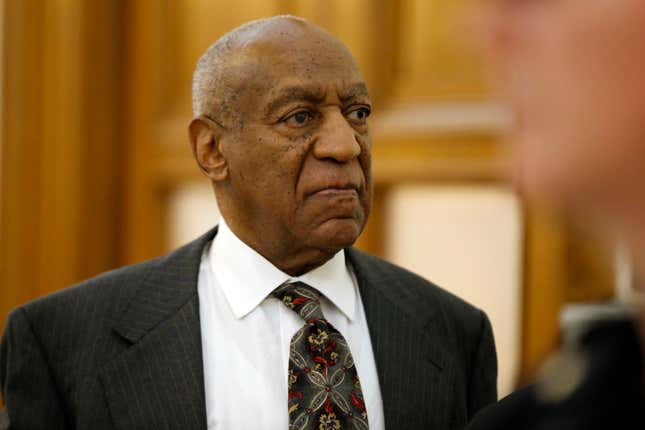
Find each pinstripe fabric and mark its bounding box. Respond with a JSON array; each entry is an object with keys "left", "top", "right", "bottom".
[
  {"left": 101, "top": 297, "right": 205, "bottom": 430},
  {"left": 0, "top": 227, "right": 497, "bottom": 429},
  {"left": 347, "top": 248, "right": 498, "bottom": 429}
]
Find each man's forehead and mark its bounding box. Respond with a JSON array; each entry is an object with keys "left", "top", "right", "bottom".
[
  {"left": 268, "top": 81, "right": 369, "bottom": 102},
  {"left": 238, "top": 33, "right": 358, "bottom": 72},
  {"left": 260, "top": 81, "right": 369, "bottom": 115},
  {"left": 229, "top": 51, "right": 366, "bottom": 95},
  {"left": 229, "top": 41, "right": 366, "bottom": 98}
]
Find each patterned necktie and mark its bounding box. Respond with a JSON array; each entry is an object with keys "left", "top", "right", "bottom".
[{"left": 272, "top": 281, "right": 369, "bottom": 430}]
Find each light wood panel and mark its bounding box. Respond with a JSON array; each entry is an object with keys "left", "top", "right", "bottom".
[
  {"left": 1, "top": 0, "right": 45, "bottom": 330},
  {"left": 395, "top": 0, "right": 490, "bottom": 102},
  {"left": 120, "top": 0, "right": 169, "bottom": 262},
  {"left": 0, "top": 0, "right": 123, "bottom": 332}
]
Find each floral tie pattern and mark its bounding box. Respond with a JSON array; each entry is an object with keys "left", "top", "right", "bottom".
[{"left": 272, "top": 282, "right": 369, "bottom": 430}]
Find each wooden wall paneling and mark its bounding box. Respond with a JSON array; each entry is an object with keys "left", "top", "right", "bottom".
[
  {"left": 364, "top": 0, "right": 401, "bottom": 107},
  {"left": 372, "top": 133, "right": 503, "bottom": 185},
  {"left": 39, "top": 0, "right": 123, "bottom": 285},
  {"left": 39, "top": 0, "right": 85, "bottom": 292},
  {"left": 1, "top": 0, "right": 46, "bottom": 331},
  {"left": 77, "top": 1, "right": 123, "bottom": 277},
  {"left": 394, "top": 0, "right": 490, "bottom": 102},
  {"left": 121, "top": 0, "right": 169, "bottom": 263},
  {"left": 1, "top": 0, "right": 123, "bottom": 333},
  {"left": 520, "top": 205, "right": 567, "bottom": 380}
]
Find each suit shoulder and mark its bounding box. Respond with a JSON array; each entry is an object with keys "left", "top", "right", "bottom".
[
  {"left": 15, "top": 228, "right": 215, "bottom": 333},
  {"left": 16, "top": 256, "right": 162, "bottom": 326},
  {"left": 18, "top": 228, "right": 215, "bottom": 320}
]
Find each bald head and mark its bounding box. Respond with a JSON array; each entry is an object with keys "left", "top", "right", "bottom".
[{"left": 191, "top": 15, "right": 360, "bottom": 125}]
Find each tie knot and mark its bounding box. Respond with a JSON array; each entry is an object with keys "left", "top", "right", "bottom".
[{"left": 272, "top": 281, "right": 325, "bottom": 322}]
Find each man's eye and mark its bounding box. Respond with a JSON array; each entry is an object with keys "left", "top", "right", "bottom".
[
  {"left": 347, "top": 107, "right": 371, "bottom": 123},
  {"left": 284, "top": 110, "right": 313, "bottom": 127}
]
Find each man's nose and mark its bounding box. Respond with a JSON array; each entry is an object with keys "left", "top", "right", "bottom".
[{"left": 313, "top": 110, "right": 361, "bottom": 163}]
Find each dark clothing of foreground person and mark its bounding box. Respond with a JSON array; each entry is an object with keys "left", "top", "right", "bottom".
[{"left": 468, "top": 319, "right": 645, "bottom": 430}]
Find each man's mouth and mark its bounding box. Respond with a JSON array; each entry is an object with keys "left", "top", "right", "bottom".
[
  {"left": 313, "top": 187, "right": 358, "bottom": 197},
  {"left": 307, "top": 184, "right": 360, "bottom": 199}
]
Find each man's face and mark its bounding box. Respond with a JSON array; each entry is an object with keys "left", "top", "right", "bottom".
[
  {"left": 482, "top": 0, "right": 645, "bottom": 209},
  {"left": 218, "top": 25, "right": 372, "bottom": 266}
]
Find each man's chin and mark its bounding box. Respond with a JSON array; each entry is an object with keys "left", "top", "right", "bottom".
[{"left": 307, "top": 218, "right": 364, "bottom": 251}]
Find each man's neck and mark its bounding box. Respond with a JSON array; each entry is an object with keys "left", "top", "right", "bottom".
[{"left": 218, "top": 216, "right": 337, "bottom": 277}]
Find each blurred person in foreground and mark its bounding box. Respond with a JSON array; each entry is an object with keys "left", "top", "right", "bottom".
[
  {"left": 0, "top": 16, "right": 497, "bottom": 429},
  {"left": 468, "top": 1, "right": 645, "bottom": 429}
]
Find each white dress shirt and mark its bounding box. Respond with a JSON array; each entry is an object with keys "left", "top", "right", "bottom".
[{"left": 197, "top": 219, "right": 385, "bottom": 429}]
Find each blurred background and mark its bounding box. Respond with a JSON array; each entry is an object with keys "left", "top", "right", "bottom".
[{"left": 0, "top": 0, "right": 627, "bottom": 397}]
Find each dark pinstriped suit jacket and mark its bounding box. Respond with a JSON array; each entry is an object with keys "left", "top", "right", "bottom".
[{"left": 0, "top": 228, "right": 497, "bottom": 429}]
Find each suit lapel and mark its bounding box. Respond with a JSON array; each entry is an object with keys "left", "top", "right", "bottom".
[
  {"left": 347, "top": 248, "right": 455, "bottom": 429},
  {"left": 100, "top": 228, "right": 217, "bottom": 430}
]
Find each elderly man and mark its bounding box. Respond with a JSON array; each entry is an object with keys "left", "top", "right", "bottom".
[
  {"left": 467, "top": 1, "right": 645, "bottom": 429},
  {"left": 0, "top": 16, "right": 496, "bottom": 429}
]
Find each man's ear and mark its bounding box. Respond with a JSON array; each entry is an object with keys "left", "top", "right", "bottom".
[{"left": 188, "top": 116, "right": 228, "bottom": 182}]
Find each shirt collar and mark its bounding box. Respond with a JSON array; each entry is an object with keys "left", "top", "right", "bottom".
[{"left": 210, "top": 218, "right": 356, "bottom": 321}]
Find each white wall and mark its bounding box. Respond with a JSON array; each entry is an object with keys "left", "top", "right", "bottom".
[{"left": 167, "top": 182, "right": 220, "bottom": 250}]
